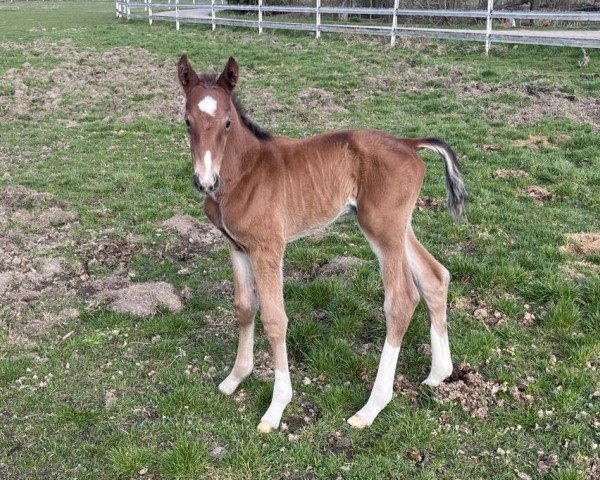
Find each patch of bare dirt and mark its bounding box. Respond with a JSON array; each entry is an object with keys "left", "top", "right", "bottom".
[
  {"left": 209, "top": 280, "right": 234, "bottom": 298},
  {"left": 240, "top": 86, "right": 285, "bottom": 131},
  {"left": 482, "top": 144, "right": 502, "bottom": 152},
  {"left": 280, "top": 391, "right": 320, "bottom": 435},
  {"left": 457, "top": 80, "right": 599, "bottom": 130},
  {"left": 0, "top": 185, "right": 83, "bottom": 338},
  {"left": 159, "top": 215, "right": 224, "bottom": 260},
  {"left": 492, "top": 169, "right": 529, "bottom": 179},
  {"left": 416, "top": 196, "right": 442, "bottom": 212},
  {"left": 473, "top": 302, "right": 507, "bottom": 328},
  {"left": 298, "top": 88, "right": 348, "bottom": 116},
  {"left": 382, "top": 62, "right": 466, "bottom": 94},
  {"left": 315, "top": 256, "right": 366, "bottom": 278},
  {"left": 323, "top": 430, "right": 354, "bottom": 458},
  {"left": 511, "top": 135, "right": 555, "bottom": 150},
  {"left": 522, "top": 185, "right": 553, "bottom": 204},
  {"left": 89, "top": 239, "right": 135, "bottom": 270},
  {"left": 538, "top": 453, "right": 559, "bottom": 475},
  {"left": 588, "top": 458, "right": 600, "bottom": 480},
  {"left": 563, "top": 233, "right": 600, "bottom": 255},
  {"left": 0, "top": 40, "right": 183, "bottom": 124},
  {"left": 434, "top": 363, "right": 533, "bottom": 419},
  {"left": 253, "top": 348, "right": 274, "bottom": 381},
  {"left": 96, "top": 281, "right": 184, "bottom": 317}
]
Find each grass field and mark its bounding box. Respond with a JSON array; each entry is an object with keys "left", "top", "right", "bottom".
[{"left": 1, "top": 1, "right": 599, "bottom": 478}]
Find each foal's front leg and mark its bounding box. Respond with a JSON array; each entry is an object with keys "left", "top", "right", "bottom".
[
  {"left": 218, "top": 248, "right": 258, "bottom": 395},
  {"left": 250, "top": 246, "right": 293, "bottom": 433}
]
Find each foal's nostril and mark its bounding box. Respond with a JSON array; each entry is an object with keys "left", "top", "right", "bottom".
[
  {"left": 213, "top": 176, "right": 220, "bottom": 191},
  {"left": 193, "top": 175, "right": 204, "bottom": 192}
]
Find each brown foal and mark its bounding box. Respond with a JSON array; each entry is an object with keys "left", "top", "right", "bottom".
[{"left": 177, "top": 55, "right": 466, "bottom": 432}]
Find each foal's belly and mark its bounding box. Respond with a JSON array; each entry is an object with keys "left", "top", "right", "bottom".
[{"left": 283, "top": 196, "right": 356, "bottom": 243}]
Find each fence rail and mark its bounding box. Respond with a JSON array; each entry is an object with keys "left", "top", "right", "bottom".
[{"left": 115, "top": 0, "right": 600, "bottom": 52}]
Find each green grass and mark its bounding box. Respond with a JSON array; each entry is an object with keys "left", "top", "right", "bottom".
[{"left": 1, "top": 1, "right": 599, "bottom": 479}]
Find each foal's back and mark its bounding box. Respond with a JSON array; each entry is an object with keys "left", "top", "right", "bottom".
[{"left": 262, "top": 129, "right": 425, "bottom": 241}]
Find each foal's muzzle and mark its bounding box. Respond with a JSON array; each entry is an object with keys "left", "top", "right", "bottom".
[{"left": 193, "top": 174, "right": 220, "bottom": 194}]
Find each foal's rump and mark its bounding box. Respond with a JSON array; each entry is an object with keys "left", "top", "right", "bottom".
[{"left": 345, "top": 130, "right": 466, "bottom": 222}]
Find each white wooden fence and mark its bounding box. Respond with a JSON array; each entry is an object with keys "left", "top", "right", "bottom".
[{"left": 115, "top": 0, "right": 600, "bottom": 53}]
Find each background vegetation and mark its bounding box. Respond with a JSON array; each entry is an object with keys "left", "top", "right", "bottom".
[{"left": 0, "top": 1, "right": 598, "bottom": 478}]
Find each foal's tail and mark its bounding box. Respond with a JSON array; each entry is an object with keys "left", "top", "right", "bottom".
[{"left": 414, "top": 138, "right": 467, "bottom": 222}]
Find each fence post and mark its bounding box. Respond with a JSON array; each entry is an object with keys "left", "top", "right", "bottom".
[
  {"left": 175, "top": 0, "right": 180, "bottom": 30},
  {"left": 485, "top": 0, "right": 493, "bottom": 55},
  {"left": 148, "top": 0, "right": 153, "bottom": 25},
  {"left": 391, "top": 0, "right": 399, "bottom": 46},
  {"left": 126, "top": 0, "right": 131, "bottom": 20},
  {"left": 211, "top": 0, "right": 216, "bottom": 31},
  {"left": 258, "top": 0, "right": 263, "bottom": 34},
  {"left": 315, "top": 0, "right": 321, "bottom": 39}
]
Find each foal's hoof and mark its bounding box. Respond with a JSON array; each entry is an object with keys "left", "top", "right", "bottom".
[
  {"left": 218, "top": 378, "right": 238, "bottom": 395},
  {"left": 346, "top": 414, "right": 368, "bottom": 429},
  {"left": 421, "top": 369, "right": 452, "bottom": 387},
  {"left": 421, "top": 376, "right": 443, "bottom": 387},
  {"left": 257, "top": 421, "right": 275, "bottom": 434}
]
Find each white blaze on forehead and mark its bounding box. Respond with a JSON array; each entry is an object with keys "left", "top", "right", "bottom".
[{"left": 198, "top": 95, "right": 217, "bottom": 116}]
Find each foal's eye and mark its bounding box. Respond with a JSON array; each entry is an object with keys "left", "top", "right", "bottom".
[
  {"left": 225, "top": 120, "right": 231, "bottom": 131},
  {"left": 185, "top": 118, "right": 191, "bottom": 128}
]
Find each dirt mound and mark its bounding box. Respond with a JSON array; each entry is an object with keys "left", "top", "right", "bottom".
[
  {"left": 473, "top": 302, "right": 507, "bottom": 328},
  {"left": 416, "top": 196, "right": 441, "bottom": 211},
  {"left": 96, "top": 281, "right": 184, "bottom": 317},
  {"left": 0, "top": 41, "right": 182, "bottom": 124},
  {"left": 316, "top": 256, "right": 366, "bottom": 277},
  {"left": 160, "top": 215, "right": 224, "bottom": 260},
  {"left": 511, "top": 135, "right": 554, "bottom": 150},
  {"left": 240, "top": 86, "right": 285, "bottom": 131},
  {"left": 0, "top": 185, "right": 52, "bottom": 209},
  {"left": 434, "top": 363, "right": 533, "bottom": 419},
  {"left": 492, "top": 169, "right": 529, "bottom": 179},
  {"left": 90, "top": 239, "right": 135, "bottom": 269},
  {"left": 299, "top": 88, "right": 348, "bottom": 115},
  {"left": 0, "top": 185, "right": 83, "bottom": 338},
  {"left": 458, "top": 81, "right": 599, "bottom": 130},
  {"left": 564, "top": 233, "right": 600, "bottom": 255},
  {"left": 11, "top": 207, "right": 77, "bottom": 228},
  {"left": 522, "top": 185, "right": 553, "bottom": 204}
]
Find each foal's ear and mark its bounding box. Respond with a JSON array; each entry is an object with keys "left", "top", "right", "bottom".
[
  {"left": 217, "top": 57, "right": 239, "bottom": 93},
  {"left": 177, "top": 54, "right": 199, "bottom": 93}
]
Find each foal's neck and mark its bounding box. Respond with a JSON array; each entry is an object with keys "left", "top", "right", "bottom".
[{"left": 219, "top": 106, "right": 264, "bottom": 190}]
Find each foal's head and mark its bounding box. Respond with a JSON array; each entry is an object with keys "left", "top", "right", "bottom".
[{"left": 177, "top": 55, "right": 239, "bottom": 194}]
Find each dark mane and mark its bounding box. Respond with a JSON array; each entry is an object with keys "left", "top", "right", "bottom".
[
  {"left": 197, "top": 73, "right": 272, "bottom": 141},
  {"left": 231, "top": 95, "right": 272, "bottom": 141}
]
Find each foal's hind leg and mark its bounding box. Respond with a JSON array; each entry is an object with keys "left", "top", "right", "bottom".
[
  {"left": 406, "top": 229, "right": 453, "bottom": 386},
  {"left": 218, "top": 248, "right": 258, "bottom": 395},
  {"left": 347, "top": 214, "right": 420, "bottom": 429}
]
